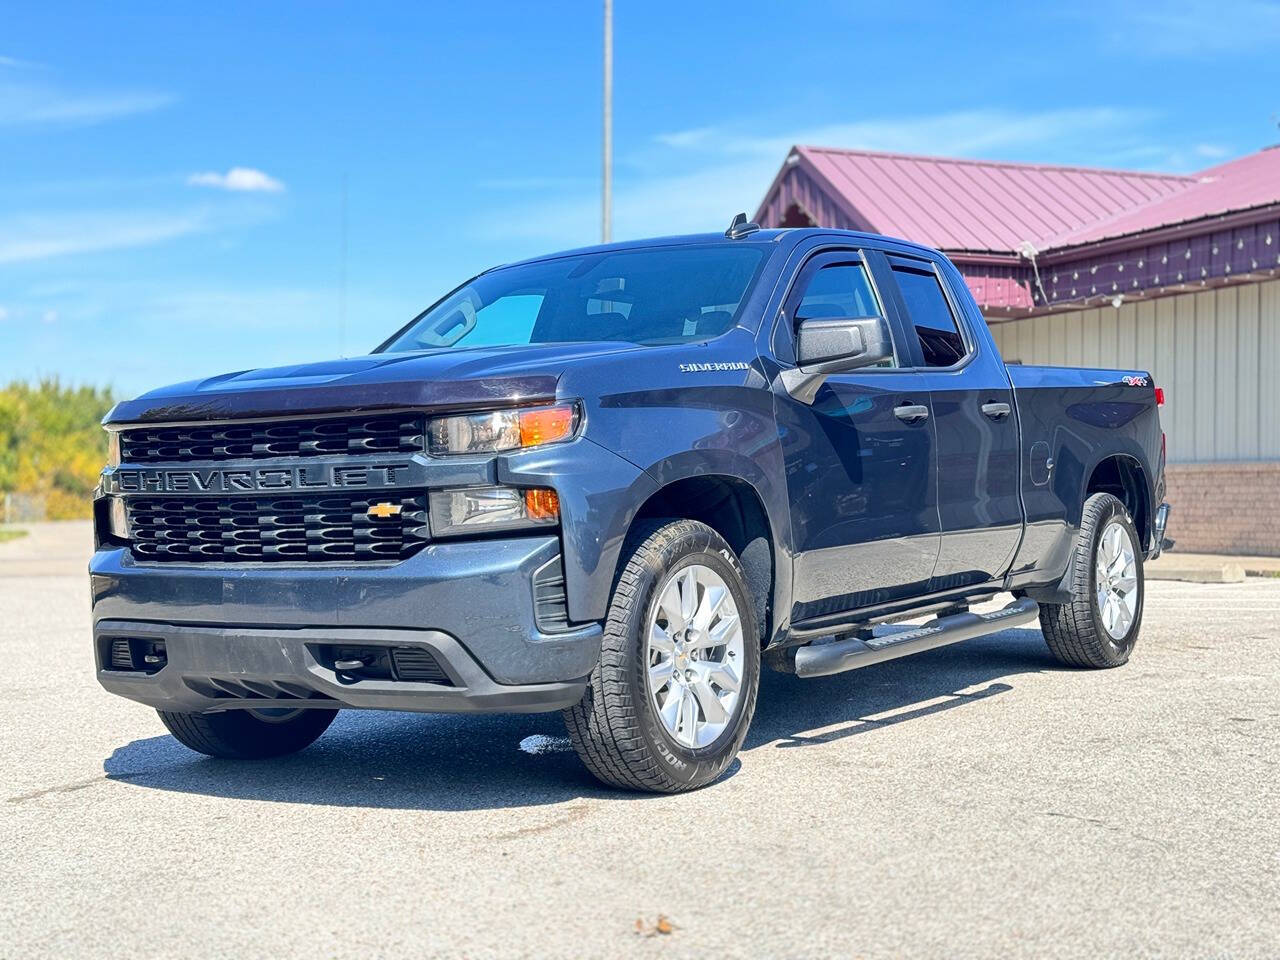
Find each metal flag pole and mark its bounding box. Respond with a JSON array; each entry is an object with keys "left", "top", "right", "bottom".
[{"left": 602, "top": 0, "right": 612, "bottom": 243}]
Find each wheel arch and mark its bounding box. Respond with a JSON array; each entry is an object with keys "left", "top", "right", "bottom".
[
  {"left": 1084, "top": 454, "right": 1151, "bottom": 551},
  {"left": 628, "top": 474, "right": 778, "bottom": 647}
]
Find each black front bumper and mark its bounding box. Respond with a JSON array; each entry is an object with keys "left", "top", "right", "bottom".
[{"left": 95, "top": 620, "right": 588, "bottom": 714}]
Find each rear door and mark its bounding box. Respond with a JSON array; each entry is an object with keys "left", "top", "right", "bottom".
[
  {"left": 882, "top": 253, "right": 1022, "bottom": 590},
  {"left": 772, "top": 248, "right": 941, "bottom": 623}
]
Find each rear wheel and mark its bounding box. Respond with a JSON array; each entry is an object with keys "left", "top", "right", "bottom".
[
  {"left": 1039, "top": 492, "right": 1144, "bottom": 668},
  {"left": 563, "top": 519, "right": 760, "bottom": 793},
  {"left": 158, "top": 707, "right": 338, "bottom": 759}
]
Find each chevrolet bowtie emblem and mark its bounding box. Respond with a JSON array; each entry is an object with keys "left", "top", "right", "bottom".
[{"left": 367, "top": 502, "right": 403, "bottom": 520}]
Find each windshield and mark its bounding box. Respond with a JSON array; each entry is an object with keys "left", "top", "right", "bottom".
[{"left": 378, "top": 245, "right": 766, "bottom": 353}]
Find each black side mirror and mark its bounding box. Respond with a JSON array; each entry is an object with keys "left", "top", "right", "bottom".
[{"left": 782, "top": 315, "right": 894, "bottom": 404}]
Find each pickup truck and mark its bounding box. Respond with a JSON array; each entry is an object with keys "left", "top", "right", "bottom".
[{"left": 91, "top": 217, "right": 1170, "bottom": 793}]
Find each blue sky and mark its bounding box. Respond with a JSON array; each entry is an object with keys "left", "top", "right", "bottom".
[{"left": 2, "top": 0, "right": 1279, "bottom": 395}]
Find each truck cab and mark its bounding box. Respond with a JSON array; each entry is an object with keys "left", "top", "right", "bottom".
[{"left": 92, "top": 221, "right": 1169, "bottom": 792}]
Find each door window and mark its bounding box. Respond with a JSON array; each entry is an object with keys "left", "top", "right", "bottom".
[
  {"left": 892, "top": 266, "right": 967, "bottom": 367},
  {"left": 793, "top": 261, "right": 896, "bottom": 369},
  {"left": 796, "top": 263, "right": 880, "bottom": 321}
]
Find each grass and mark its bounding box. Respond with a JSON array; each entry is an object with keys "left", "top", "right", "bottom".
[{"left": 0, "top": 528, "right": 28, "bottom": 544}]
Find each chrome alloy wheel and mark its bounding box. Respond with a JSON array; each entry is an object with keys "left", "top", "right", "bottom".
[
  {"left": 645, "top": 563, "right": 745, "bottom": 749},
  {"left": 1095, "top": 520, "right": 1139, "bottom": 640}
]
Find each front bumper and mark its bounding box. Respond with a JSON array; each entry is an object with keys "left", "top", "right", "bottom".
[
  {"left": 95, "top": 621, "right": 587, "bottom": 714},
  {"left": 90, "top": 534, "right": 602, "bottom": 714}
]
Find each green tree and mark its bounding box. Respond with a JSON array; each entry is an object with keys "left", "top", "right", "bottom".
[{"left": 0, "top": 379, "right": 115, "bottom": 519}]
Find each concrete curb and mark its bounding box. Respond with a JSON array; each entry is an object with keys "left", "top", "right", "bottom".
[{"left": 1147, "top": 564, "right": 1246, "bottom": 584}]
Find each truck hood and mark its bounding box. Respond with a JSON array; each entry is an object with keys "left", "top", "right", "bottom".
[{"left": 105, "top": 342, "right": 643, "bottom": 424}]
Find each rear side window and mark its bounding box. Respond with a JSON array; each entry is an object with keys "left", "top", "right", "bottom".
[
  {"left": 893, "top": 266, "right": 966, "bottom": 367},
  {"left": 795, "top": 263, "right": 880, "bottom": 321}
]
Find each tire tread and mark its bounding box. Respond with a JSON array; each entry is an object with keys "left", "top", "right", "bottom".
[
  {"left": 1038, "top": 492, "right": 1140, "bottom": 669},
  {"left": 562, "top": 519, "right": 758, "bottom": 793}
]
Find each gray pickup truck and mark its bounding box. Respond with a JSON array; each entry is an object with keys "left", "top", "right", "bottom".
[{"left": 92, "top": 220, "right": 1169, "bottom": 792}]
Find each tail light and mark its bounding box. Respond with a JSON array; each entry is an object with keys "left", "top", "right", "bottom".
[{"left": 1154, "top": 386, "right": 1165, "bottom": 407}]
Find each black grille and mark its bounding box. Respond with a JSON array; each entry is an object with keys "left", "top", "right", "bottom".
[
  {"left": 127, "top": 494, "right": 428, "bottom": 562},
  {"left": 533, "top": 555, "right": 572, "bottom": 633},
  {"left": 102, "top": 636, "right": 166, "bottom": 673},
  {"left": 109, "top": 638, "right": 134, "bottom": 669},
  {"left": 119, "top": 414, "right": 425, "bottom": 464},
  {"left": 390, "top": 647, "right": 451, "bottom": 683},
  {"left": 183, "top": 676, "right": 336, "bottom": 701}
]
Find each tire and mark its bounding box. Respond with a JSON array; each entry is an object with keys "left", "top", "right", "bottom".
[
  {"left": 158, "top": 707, "right": 338, "bottom": 759},
  {"left": 562, "top": 519, "right": 761, "bottom": 793},
  {"left": 1039, "top": 492, "right": 1144, "bottom": 669}
]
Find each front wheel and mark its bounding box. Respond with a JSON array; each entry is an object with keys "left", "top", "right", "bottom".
[
  {"left": 158, "top": 707, "right": 338, "bottom": 759},
  {"left": 1039, "top": 492, "right": 1144, "bottom": 668},
  {"left": 563, "top": 519, "right": 761, "bottom": 793}
]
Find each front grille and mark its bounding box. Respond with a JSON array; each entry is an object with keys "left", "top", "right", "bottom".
[
  {"left": 127, "top": 493, "right": 428, "bottom": 562},
  {"left": 119, "top": 414, "right": 425, "bottom": 464}
]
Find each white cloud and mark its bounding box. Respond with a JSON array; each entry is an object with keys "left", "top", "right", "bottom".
[
  {"left": 0, "top": 283, "right": 417, "bottom": 394},
  {"left": 0, "top": 56, "right": 171, "bottom": 126},
  {"left": 653, "top": 126, "right": 718, "bottom": 149},
  {"left": 1102, "top": 0, "right": 1280, "bottom": 54},
  {"left": 187, "top": 167, "right": 285, "bottom": 193},
  {"left": 0, "top": 81, "right": 173, "bottom": 126},
  {"left": 653, "top": 107, "right": 1149, "bottom": 162},
  {"left": 1194, "top": 143, "right": 1230, "bottom": 159},
  {"left": 40, "top": 309, "right": 57, "bottom": 325},
  {"left": 482, "top": 107, "right": 1155, "bottom": 247},
  {"left": 0, "top": 210, "right": 207, "bottom": 264}
]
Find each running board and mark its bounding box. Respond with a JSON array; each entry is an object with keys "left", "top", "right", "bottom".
[{"left": 793, "top": 597, "right": 1040, "bottom": 679}]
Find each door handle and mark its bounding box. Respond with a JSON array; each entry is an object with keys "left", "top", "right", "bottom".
[
  {"left": 981, "top": 401, "right": 1011, "bottom": 421},
  {"left": 894, "top": 403, "right": 930, "bottom": 424}
]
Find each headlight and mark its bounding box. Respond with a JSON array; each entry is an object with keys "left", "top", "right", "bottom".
[
  {"left": 106, "top": 431, "right": 121, "bottom": 468},
  {"left": 426, "top": 403, "right": 579, "bottom": 456},
  {"left": 428, "top": 486, "right": 559, "bottom": 538}
]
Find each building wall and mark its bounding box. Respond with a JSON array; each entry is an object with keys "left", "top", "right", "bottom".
[
  {"left": 987, "top": 278, "right": 1280, "bottom": 555},
  {"left": 1161, "top": 462, "right": 1280, "bottom": 555}
]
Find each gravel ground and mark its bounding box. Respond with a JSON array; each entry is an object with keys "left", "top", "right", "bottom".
[{"left": 1, "top": 526, "right": 1278, "bottom": 958}]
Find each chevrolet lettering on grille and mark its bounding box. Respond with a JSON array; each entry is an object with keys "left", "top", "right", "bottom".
[{"left": 107, "top": 462, "right": 414, "bottom": 495}]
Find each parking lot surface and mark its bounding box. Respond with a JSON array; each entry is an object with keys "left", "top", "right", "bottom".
[{"left": 2, "top": 525, "right": 1277, "bottom": 958}]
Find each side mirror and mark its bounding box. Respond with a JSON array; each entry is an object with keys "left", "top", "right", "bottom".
[{"left": 781, "top": 315, "right": 894, "bottom": 404}]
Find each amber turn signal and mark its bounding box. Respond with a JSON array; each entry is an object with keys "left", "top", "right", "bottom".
[
  {"left": 524, "top": 488, "right": 560, "bottom": 521},
  {"left": 518, "top": 405, "right": 577, "bottom": 448}
]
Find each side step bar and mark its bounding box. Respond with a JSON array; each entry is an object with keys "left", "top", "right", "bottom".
[{"left": 794, "top": 597, "right": 1040, "bottom": 679}]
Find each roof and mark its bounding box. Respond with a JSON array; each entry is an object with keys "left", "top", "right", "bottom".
[
  {"left": 759, "top": 144, "right": 1280, "bottom": 258},
  {"left": 1043, "top": 145, "right": 1280, "bottom": 249}
]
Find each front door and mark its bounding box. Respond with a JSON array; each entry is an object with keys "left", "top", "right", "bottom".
[{"left": 773, "top": 250, "right": 942, "bottom": 624}]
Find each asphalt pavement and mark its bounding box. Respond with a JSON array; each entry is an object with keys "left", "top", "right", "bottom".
[{"left": 2, "top": 524, "right": 1277, "bottom": 958}]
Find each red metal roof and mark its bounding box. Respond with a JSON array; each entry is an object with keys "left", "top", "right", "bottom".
[
  {"left": 1042, "top": 145, "right": 1280, "bottom": 249},
  {"left": 756, "top": 143, "right": 1280, "bottom": 317},
  {"left": 788, "top": 145, "right": 1194, "bottom": 254}
]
